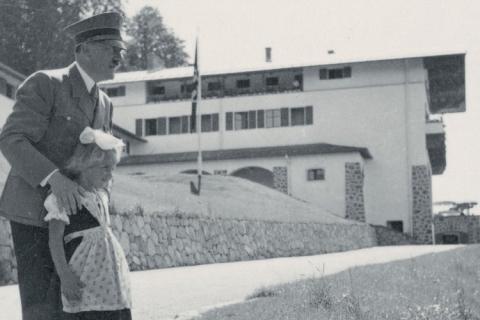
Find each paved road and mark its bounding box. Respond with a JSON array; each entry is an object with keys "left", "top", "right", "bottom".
[{"left": 0, "top": 245, "right": 461, "bottom": 320}]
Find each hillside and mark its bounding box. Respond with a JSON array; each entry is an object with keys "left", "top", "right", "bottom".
[
  {"left": 0, "top": 153, "right": 354, "bottom": 225},
  {"left": 111, "top": 172, "right": 354, "bottom": 224}
]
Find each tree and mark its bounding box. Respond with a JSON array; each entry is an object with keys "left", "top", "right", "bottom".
[
  {"left": 0, "top": 0, "right": 123, "bottom": 75},
  {"left": 124, "top": 6, "right": 189, "bottom": 70}
]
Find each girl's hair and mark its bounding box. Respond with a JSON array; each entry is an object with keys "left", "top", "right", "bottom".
[{"left": 62, "top": 143, "right": 121, "bottom": 180}]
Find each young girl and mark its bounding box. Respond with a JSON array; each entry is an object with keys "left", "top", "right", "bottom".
[{"left": 44, "top": 127, "right": 132, "bottom": 320}]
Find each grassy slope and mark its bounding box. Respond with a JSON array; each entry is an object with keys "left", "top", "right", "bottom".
[
  {"left": 111, "top": 172, "right": 354, "bottom": 224},
  {"left": 195, "top": 245, "right": 480, "bottom": 320},
  {"left": 0, "top": 155, "right": 351, "bottom": 224}
]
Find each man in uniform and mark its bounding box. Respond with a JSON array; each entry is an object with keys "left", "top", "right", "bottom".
[{"left": 0, "top": 12, "right": 126, "bottom": 320}]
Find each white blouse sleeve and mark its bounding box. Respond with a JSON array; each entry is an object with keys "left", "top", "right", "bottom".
[{"left": 43, "top": 194, "right": 70, "bottom": 224}]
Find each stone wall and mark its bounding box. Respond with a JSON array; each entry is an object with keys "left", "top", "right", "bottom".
[
  {"left": 372, "top": 225, "right": 417, "bottom": 246},
  {"left": 0, "top": 217, "right": 16, "bottom": 285},
  {"left": 0, "top": 210, "right": 377, "bottom": 285},
  {"left": 411, "top": 165, "right": 433, "bottom": 244},
  {"left": 434, "top": 215, "right": 480, "bottom": 244},
  {"left": 345, "top": 162, "right": 365, "bottom": 222},
  {"left": 273, "top": 166, "right": 288, "bottom": 194},
  {"left": 110, "top": 211, "right": 377, "bottom": 271}
]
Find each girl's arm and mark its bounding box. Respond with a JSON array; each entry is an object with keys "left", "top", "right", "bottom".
[{"left": 48, "top": 219, "right": 84, "bottom": 301}]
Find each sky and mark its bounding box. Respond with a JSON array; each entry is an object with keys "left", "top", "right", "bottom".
[{"left": 123, "top": 0, "right": 480, "bottom": 208}]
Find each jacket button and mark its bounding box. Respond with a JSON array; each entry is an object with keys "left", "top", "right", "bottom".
[{"left": 66, "top": 116, "right": 72, "bottom": 121}]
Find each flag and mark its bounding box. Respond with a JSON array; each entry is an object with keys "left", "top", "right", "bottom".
[{"left": 190, "top": 39, "right": 199, "bottom": 132}]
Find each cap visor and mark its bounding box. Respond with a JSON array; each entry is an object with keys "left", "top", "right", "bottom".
[{"left": 102, "top": 39, "right": 127, "bottom": 50}]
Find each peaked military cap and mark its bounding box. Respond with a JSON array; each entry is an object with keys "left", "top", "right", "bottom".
[{"left": 64, "top": 12, "right": 126, "bottom": 49}]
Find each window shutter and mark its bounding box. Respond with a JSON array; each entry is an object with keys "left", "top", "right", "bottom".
[
  {"left": 248, "top": 110, "right": 256, "bottom": 129},
  {"left": 135, "top": 119, "right": 143, "bottom": 136},
  {"left": 257, "top": 110, "right": 265, "bottom": 128},
  {"left": 157, "top": 117, "right": 167, "bottom": 135},
  {"left": 181, "top": 116, "right": 189, "bottom": 133},
  {"left": 280, "top": 108, "right": 289, "bottom": 127},
  {"left": 226, "top": 112, "right": 233, "bottom": 131},
  {"left": 306, "top": 106, "right": 313, "bottom": 124},
  {"left": 212, "top": 113, "right": 219, "bottom": 131}
]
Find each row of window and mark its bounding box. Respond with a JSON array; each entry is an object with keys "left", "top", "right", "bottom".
[
  {"left": 319, "top": 67, "right": 352, "bottom": 80},
  {"left": 226, "top": 106, "right": 313, "bottom": 130},
  {"left": 137, "top": 113, "right": 219, "bottom": 136},
  {"left": 136, "top": 106, "right": 313, "bottom": 136},
  {"left": 103, "top": 66, "right": 352, "bottom": 100},
  {"left": 212, "top": 168, "right": 326, "bottom": 181}
]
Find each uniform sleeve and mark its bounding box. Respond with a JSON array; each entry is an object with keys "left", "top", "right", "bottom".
[
  {"left": 44, "top": 194, "right": 70, "bottom": 224},
  {"left": 0, "top": 72, "right": 58, "bottom": 187}
]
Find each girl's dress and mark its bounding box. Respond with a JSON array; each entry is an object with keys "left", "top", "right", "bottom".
[{"left": 44, "top": 190, "right": 131, "bottom": 318}]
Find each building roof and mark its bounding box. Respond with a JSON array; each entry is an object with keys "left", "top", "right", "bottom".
[
  {"left": 112, "top": 124, "right": 147, "bottom": 142},
  {"left": 101, "top": 50, "right": 466, "bottom": 85},
  {"left": 0, "top": 62, "right": 26, "bottom": 82},
  {"left": 119, "top": 143, "right": 372, "bottom": 166}
]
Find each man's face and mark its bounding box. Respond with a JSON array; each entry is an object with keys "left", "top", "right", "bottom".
[{"left": 84, "top": 41, "right": 125, "bottom": 81}]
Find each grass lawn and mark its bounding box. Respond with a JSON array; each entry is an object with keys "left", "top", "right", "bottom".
[{"left": 194, "top": 245, "right": 480, "bottom": 320}]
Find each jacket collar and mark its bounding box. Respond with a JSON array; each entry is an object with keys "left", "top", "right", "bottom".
[{"left": 68, "top": 63, "right": 95, "bottom": 124}]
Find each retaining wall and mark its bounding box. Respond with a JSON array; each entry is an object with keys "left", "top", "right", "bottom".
[{"left": 0, "top": 211, "right": 377, "bottom": 285}]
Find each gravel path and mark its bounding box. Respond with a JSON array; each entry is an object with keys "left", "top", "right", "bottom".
[{"left": 0, "top": 245, "right": 461, "bottom": 320}]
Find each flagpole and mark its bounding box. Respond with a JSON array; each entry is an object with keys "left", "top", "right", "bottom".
[
  {"left": 190, "top": 32, "right": 203, "bottom": 195},
  {"left": 196, "top": 34, "right": 203, "bottom": 194}
]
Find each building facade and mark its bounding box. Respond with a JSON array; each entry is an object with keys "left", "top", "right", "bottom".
[
  {"left": 0, "top": 62, "right": 24, "bottom": 126},
  {"left": 95, "top": 52, "right": 464, "bottom": 243}
]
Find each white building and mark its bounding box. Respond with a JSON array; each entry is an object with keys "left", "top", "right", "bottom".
[
  {"left": 100, "top": 52, "right": 462, "bottom": 243},
  {"left": 0, "top": 62, "right": 24, "bottom": 126}
]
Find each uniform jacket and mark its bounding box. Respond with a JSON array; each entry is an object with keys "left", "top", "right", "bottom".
[{"left": 0, "top": 63, "right": 113, "bottom": 227}]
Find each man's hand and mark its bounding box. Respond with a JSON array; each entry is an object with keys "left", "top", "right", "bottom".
[{"left": 48, "top": 171, "right": 86, "bottom": 215}]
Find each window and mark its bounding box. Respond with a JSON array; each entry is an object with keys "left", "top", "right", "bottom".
[
  {"left": 319, "top": 69, "right": 328, "bottom": 80},
  {"left": 387, "top": 221, "right": 404, "bottom": 233},
  {"left": 207, "top": 81, "right": 221, "bottom": 91},
  {"left": 291, "top": 107, "right": 305, "bottom": 126},
  {"left": 236, "top": 79, "right": 250, "bottom": 89},
  {"left": 145, "top": 119, "right": 158, "bottom": 136},
  {"left": 234, "top": 112, "right": 249, "bottom": 130},
  {"left": 106, "top": 86, "right": 126, "bottom": 97},
  {"left": 122, "top": 141, "right": 130, "bottom": 154},
  {"left": 291, "top": 106, "right": 313, "bottom": 126},
  {"left": 181, "top": 83, "right": 194, "bottom": 94},
  {"left": 201, "top": 114, "right": 219, "bottom": 132},
  {"left": 266, "top": 77, "right": 279, "bottom": 86},
  {"left": 0, "top": 77, "right": 6, "bottom": 96},
  {"left": 265, "top": 109, "right": 281, "bottom": 128},
  {"left": 6, "top": 83, "right": 14, "bottom": 99},
  {"left": 169, "top": 117, "right": 181, "bottom": 134},
  {"left": 319, "top": 66, "right": 352, "bottom": 80},
  {"left": 214, "top": 170, "right": 227, "bottom": 175},
  {"left": 293, "top": 74, "right": 303, "bottom": 89},
  {"left": 152, "top": 86, "right": 165, "bottom": 95},
  {"left": 307, "top": 168, "right": 325, "bottom": 181}
]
